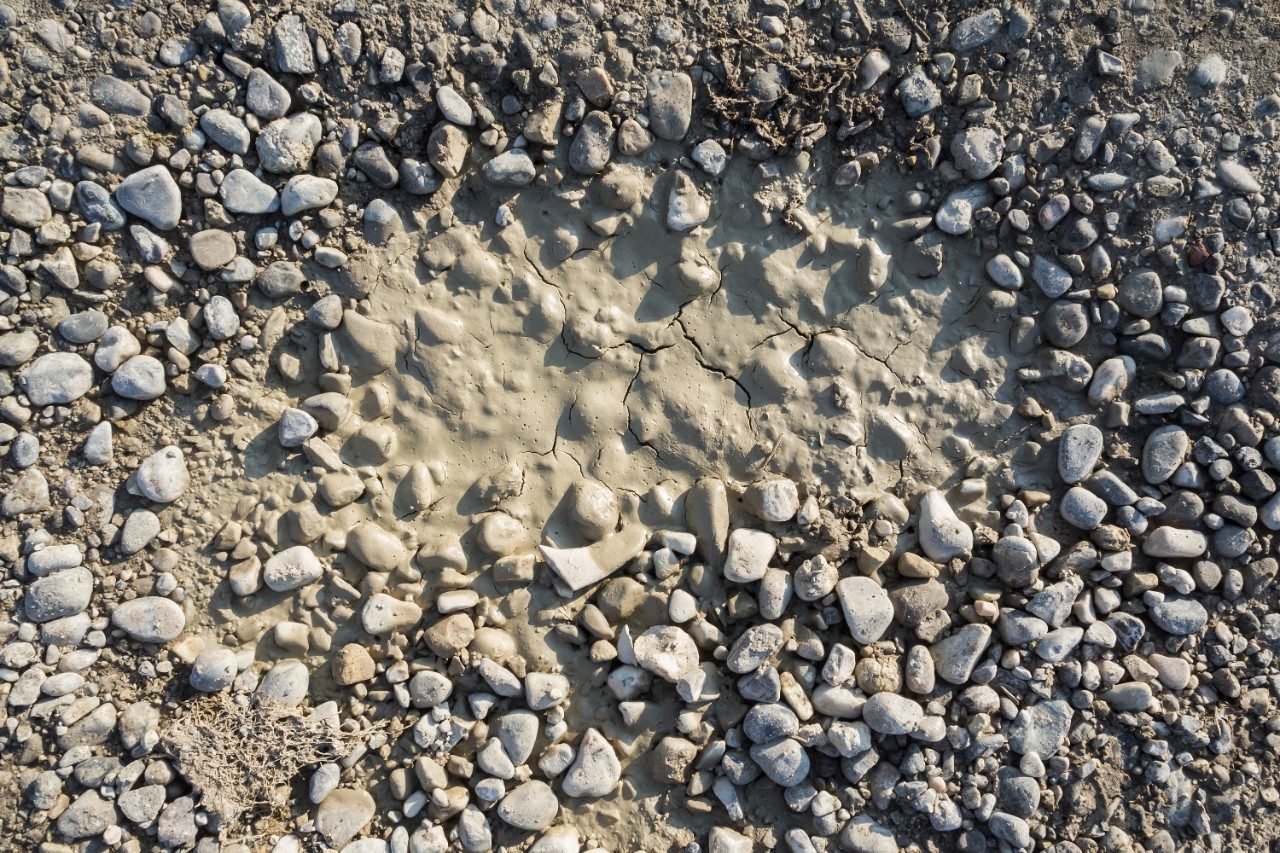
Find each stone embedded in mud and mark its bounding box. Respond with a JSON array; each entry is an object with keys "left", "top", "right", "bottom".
[
  {"left": 346, "top": 521, "right": 409, "bottom": 572},
  {"left": 263, "top": 545, "right": 323, "bottom": 592},
  {"left": 361, "top": 592, "right": 422, "bottom": 636},
  {"left": 917, "top": 490, "right": 973, "bottom": 562},
  {"left": 561, "top": 728, "right": 621, "bottom": 798},
  {"left": 667, "top": 171, "right": 709, "bottom": 231}
]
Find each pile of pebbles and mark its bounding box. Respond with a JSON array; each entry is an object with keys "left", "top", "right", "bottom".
[{"left": 1, "top": 0, "right": 1280, "bottom": 852}]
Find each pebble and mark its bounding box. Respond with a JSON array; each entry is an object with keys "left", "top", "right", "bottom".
[
  {"left": 111, "top": 597, "right": 186, "bottom": 643},
  {"left": 190, "top": 648, "right": 237, "bottom": 692},
  {"left": 1058, "top": 424, "right": 1102, "bottom": 483},
  {"left": 114, "top": 166, "right": 182, "bottom": 230},
  {"left": 282, "top": 175, "right": 339, "bottom": 215},
  {"left": 722, "top": 528, "right": 776, "bottom": 583},
  {"left": 20, "top": 352, "right": 93, "bottom": 405},
  {"left": 561, "top": 729, "right": 621, "bottom": 798},
  {"left": 25, "top": 568, "right": 93, "bottom": 622},
  {"left": 951, "top": 127, "right": 1004, "bottom": 179},
  {"left": 861, "top": 693, "right": 923, "bottom": 735},
  {"left": 221, "top": 169, "right": 280, "bottom": 214},
  {"left": 497, "top": 780, "right": 558, "bottom": 830},
  {"left": 917, "top": 490, "right": 973, "bottom": 561},
  {"left": 264, "top": 545, "right": 323, "bottom": 592},
  {"left": 132, "top": 446, "right": 188, "bottom": 503},
  {"left": 836, "top": 577, "right": 893, "bottom": 645},
  {"left": 111, "top": 355, "right": 167, "bottom": 400}
]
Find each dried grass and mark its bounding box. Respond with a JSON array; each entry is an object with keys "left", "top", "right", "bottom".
[{"left": 162, "top": 694, "right": 358, "bottom": 826}]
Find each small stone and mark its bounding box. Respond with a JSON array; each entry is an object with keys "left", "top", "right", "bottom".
[
  {"left": 282, "top": 175, "right": 339, "bottom": 215},
  {"left": 897, "top": 67, "right": 940, "bottom": 117},
  {"left": 497, "top": 780, "right": 558, "bottom": 830},
  {"left": 951, "top": 127, "right": 1004, "bottom": 179},
  {"left": 189, "top": 229, "right": 236, "bottom": 270},
  {"left": 667, "top": 171, "right": 709, "bottom": 231},
  {"left": 111, "top": 355, "right": 166, "bottom": 400},
  {"left": 986, "top": 254, "right": 1023, "bottom": 289},
  {"left": 918, "top": 490, "right": 972, "bottom": 561},
  {"left": 200, "top": 108, "right": 251, "bottom": 154},
  {"left": 20, "top": 352, "right": 93, "bottom": 406},
  {"left": 132, "top": 446, "right": 188, "bottom": 503},
  {"left": 436, "top": 85, "right": 475, "bottom": 126},
  {"left": 279, "top": 408, "right": 319, "bottom": 447},
  {"left": 264, "top": 545, "right": 323, "bottom": 592},
  {"left": 361, "top": 593, "right": 423, "bottom": 636},
  {"left": 723, "top": 528, "right": 776, "bottom": 583},
  {"left": 203, "top": 295, "right": 240, "bottom": 340},
  {"left": 332, "top": 645, "right": 376, "bottom": 686},
  {"left": 1193, "top": 54, "right": 1227, "bottom": 87},
  {"left": 190, "top": 648, "right": 237, "bottom": 692},
  {"left": 1059, "top": 486, "right": 1108, "bottom": 530},
  {"left": 861, "top": 693, "right": 923, "bottom": 735},
  {"left": 1217, "top": 160, "right": 1262, "bottom": 194},
  {"left": 561, "top": 728, "right": 621, "bottom": 798},
  {"left": 220, "top": 169, "right": 280, "bottom": 214},
  {"left": 114, "top": 166, "right": 182, "bottom": 230},
  {"left": 647, "top": 71, "right": 693, "bottom": 141},
  {"left": 257, "top": 113, "right": 322, "bottom": 174},
  {"left": 483, "top": 150, "right": 536, "bottom": 187},
  {"left": 1008, "top": 699, "right": 1072, "bottom": 758},
  {"left": 316, "top": 789, "right": 375, "bottom": 848},
  {"left": 633, "top": 625, "right": 699, "bottom": 681},
  {"left": 836, "top": 577, "right": 894, "bottom": 645},
  {"left": 930, "top": 623, "right": 992, "bottom": 684},
  {"left": 257, "top": 658, "right": 310, "bottom": 706},
  {"left": 1148, "top": 595, "right": 1208, "bottom": 636},
  {"left": 25, "top": 568, "right": 93, "bottom": 623},
  {"left": 1058, "top": 424, "right": 1103, "bottom": 484},
  {"left": 112, "top": 597, "right": 186, "bottom": 643}
]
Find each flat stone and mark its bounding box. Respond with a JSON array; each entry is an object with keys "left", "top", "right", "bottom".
[
  {"left": 220, "top": 169, "right": 280, "bottom": 214},
  {"left": 1058, "top": 424, "right": 1103, "bottom": 484},
  {"left": 25, "top": 568, "right": 93, "bottom": 623},
  {"left": 930, "top": 623, "right": 992, "bottom": 684},
  {"left": 282, "top": 175, "right": 339, "bottom": 215},
  {"left": 1008, "top": 699, "right": 1072, "bottom": 759},
  {"left": 111, "top": 355, "right": 166, "bottom": 400},
  {"left": 647, "top": 71, "right": 693, "bottom": 141},
  {"left": 316, "top": 789, "right": 375, "bottom": 848},
  {"left": 633, "top": 625, "right": 699, "bottom": 682},
  {"left": 111, "top": 596, "right": 185, "bottom": 643},
  {"left": 918, "top": 490, "right": 972, "bottom": 561},
  {"left": 1148, "top": 595, "right": 1208, "bottom": 636},
  {"left": 190, "top": 649, "right": 237, "bottom": 692},
  {"left": 837, "top": 577, "right": 893, "bottom": 645},
  {"left": 21, "top": 352, "right": 93, "bottom": 405},
  {"left": 114, "top": 166, "right": 182, "bottom": 230},
  {"left": 497, "top": 780, "right": 558, "bottom": 830},
  {"left": 861, "top": 693, "right": 923, "bottom": 735},
  {"left": 189, "top": 229, "right": 237, "bottom": 270},
  {"left": 361, "top": 593, "right": 422, "bottom": 636}
]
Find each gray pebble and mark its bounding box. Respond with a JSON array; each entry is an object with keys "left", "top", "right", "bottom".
[
  {"left": 21, "top": 352, "right": 94, "bottom": 406},
  {"left": 111, "top": 355, "right": 166, "bottom": 400},
  {"left": 114, "top": 166, "right": 182, "bottom": 230}
]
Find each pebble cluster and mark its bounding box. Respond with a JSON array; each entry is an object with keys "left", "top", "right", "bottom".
[{"left": 1, "top": 1, "right": 1279, "bottom": 852}]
